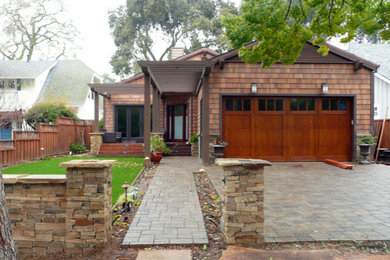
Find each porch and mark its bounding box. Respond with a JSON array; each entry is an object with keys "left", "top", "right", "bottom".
[{"left": 89, "top": 60, "right": 212, "bottom": 163}]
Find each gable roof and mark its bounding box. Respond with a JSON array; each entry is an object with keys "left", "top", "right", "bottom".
[
  {"left": 0, "top": 60, "right": 57, "bottom": 79},
  {"left": 348, "top": 44, "right": 390, "bottom": 79},
  {"left": 37, "top": 60, "right": 100, "bottom": 106},
  {"left": 119, "top": 47, "right": 219, "bottom": 84},
  {"left": 210, "top": 41, "right": 378, "bottom": 71}
]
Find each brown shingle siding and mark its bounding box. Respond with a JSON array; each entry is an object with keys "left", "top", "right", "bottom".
[{"left": 208, "top": 63, "right": 372, "bottom": 136}]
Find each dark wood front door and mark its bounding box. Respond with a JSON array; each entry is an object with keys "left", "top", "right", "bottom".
[
  {"left": 223, "top": 97, "right": 352, "bottom": 161},
  {"left": 167, "top": 104, "right": 188, "bottom": 142}
]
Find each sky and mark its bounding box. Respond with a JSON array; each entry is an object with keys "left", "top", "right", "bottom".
[
  {"left": 1, "top": 0, "right": 346, "bottom": 81},
  {"left": 64, "top": 0, "right": 126, "bottom": 80}
]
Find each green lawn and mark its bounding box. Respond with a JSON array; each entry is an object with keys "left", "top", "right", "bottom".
[{"left": 2, "top": 156, "right": 144, "bottom": 204}]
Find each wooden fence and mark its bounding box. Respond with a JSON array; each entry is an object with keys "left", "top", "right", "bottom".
[
  {"left": 374, "top": 119, "right": 390, "bottom": 149},
  {"left": 0, "top": 117, "right": 93, "bottom": 168}
]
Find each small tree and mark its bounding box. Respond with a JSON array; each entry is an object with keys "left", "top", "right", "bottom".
[
  {"left": 24, "top": 100, "right": 78, "bottom": 130},
  {"left": 0, "top": 173, "right": 17, "bottom": 260}
]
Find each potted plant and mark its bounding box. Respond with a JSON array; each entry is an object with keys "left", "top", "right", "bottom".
[
  {"left": 357, "top": 134, "right": 377, "bottom": 165},
  {"left": 150, "top": 135, "right": 171, "bottom": 163},
  {"left": 212, "top": 138, "right": 228, "bottom": 158}
]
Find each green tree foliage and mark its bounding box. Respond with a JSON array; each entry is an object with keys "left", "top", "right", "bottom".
[
  {"left": 25, "top": 100, "right": 78, "bottom": 130},
  {"left": 223, "top": 0, "right": 390, "bottom": 68},
  {"left": 109, "top": 0, "right": 238, "bottom": 77}
]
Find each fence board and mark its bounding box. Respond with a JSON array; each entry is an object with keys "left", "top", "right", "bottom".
[
  {"left": 374, "top": 119, "right": 390, "bottom": 149},
  {"left": 0, "top": 118, "right": 92, "bottom": 168}
]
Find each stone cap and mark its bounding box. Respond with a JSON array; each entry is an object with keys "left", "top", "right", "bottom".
[
  {"left": 2, "top": 174, "right": 66, "bottom": 184},
  {"left": 90, "top": 132, "right": 104, "bottom": 136},
  {"left": 60, "top": 160, "right": 116, "bottom": 168},
  {"left": 215, "top": 158, "right": 272, "bottom": 167}
]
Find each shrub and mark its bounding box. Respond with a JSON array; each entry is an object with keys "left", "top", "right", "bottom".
[
  {"left": 150, "top": 135, "right": 171, "bottom": 154},
  {"left": 116, "top": 186, "right": 140, "bottom": 205},
  {"left": 357, "top": 135, "right": 377, "bottom": 145},
  {"left": 25, "top": 100, "right": 78, "bottom": 130},
  {"left": 69, "top": 143, "right": 87, "bottom": 154},
  {"left": 190, "top": 134, "right": 199, "bottom": 144}
]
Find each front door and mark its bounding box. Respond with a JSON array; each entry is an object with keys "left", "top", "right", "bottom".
[
  {"left": 115, "top": 106, "right": 144, "bottom": 142},
  {"left": 167, "top": 104, "right": 188, "bottom": 142}
]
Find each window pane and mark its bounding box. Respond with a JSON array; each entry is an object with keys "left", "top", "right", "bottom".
[
  {"left": 243, "top": 99, "right": 251, "bottom": 111},
  {"left": 117, "top": 107, "right": 127, "bottom": 137},
  {"left": 131, "top": 108, "right": 140, "bottom": 137},
  {"left": 331, "top": 99, "right": 338, "bottom": 110},
  {"left": 258, "top": 99, "right": 266, "bottom": 111},
  {"left": 290, "top": 99, "right": 298, "bottom": 111},
  {"left": 307, "top": 99, "right": 315, "bottom": 111},
  {"left": 275, "top": 99, "right": 283, "bottom": 111},
  {"left": 339, "top": 99, "right": 346, "bottom": 111},
  {"left": 267, "top": 99, "right": 274, "bottom": 111},
  {"left": 234, "top": 100, "right": 242, "bottom": 111},
  {"left": 299, "top": 99, "right": 306, "bottom": 111},
  {"left": 322, "top": 99, "right": 329, "bottom": 111},
  {"left": 174, "top": 105, "right": 184, "bottom": 115},
  {"left": 226, "top": 100, "right": 233, "bottom": 111}
]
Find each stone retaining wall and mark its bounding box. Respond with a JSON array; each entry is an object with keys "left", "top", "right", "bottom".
[{"left": 3, "top": 159, "right": 115, "bottom": 258}]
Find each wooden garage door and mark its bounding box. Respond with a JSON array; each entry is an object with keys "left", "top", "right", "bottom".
[{"left": 223, "top": 97, "right": 352, "bottom": 161}]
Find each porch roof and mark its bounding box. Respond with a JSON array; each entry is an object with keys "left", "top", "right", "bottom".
[
  {"left": 88, "top": 83, "right": 143, "bottom": 98},
  {"left": 137, "top": 60, "right": 212, "bottom": 94}
]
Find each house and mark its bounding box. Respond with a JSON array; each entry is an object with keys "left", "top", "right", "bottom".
[
  {"left": 348, "top": 44, "right": 390, "bottom": 119},
  {"left": 0, "top": 60, "right": 102, "bottom": 139},
  {"left": 90, "top": 43, "right": 378, "bottom": 164}
]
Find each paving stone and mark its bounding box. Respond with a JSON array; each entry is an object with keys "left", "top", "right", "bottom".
[
  {"left": 123, "top": 157, "right": 208, "bottom": 246},
  {"left": 136, "top": 249, "right": 192, "bottom": 260},
  {"left": 207, "top": 162, "right": 390, "bottom": 242}
]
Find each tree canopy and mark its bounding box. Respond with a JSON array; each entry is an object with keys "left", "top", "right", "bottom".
[
  {"left": 109, "top": 0, "right": 238, "bottom": 78},
  {"left": 223, "top": 0, "right": 390, "bottom": 68},
  {"left": 0, "top": 0, "right": 78, "bottom": 61}
]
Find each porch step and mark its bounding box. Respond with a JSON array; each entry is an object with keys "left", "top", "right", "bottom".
[
  {"left": 166, "top": 142, "right": 192, "bottom": 156},
  {"left": 98, "top": 143, "right": 143, "bottom": 156}
]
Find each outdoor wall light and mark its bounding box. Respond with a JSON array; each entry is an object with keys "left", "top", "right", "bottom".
[
  {"left": 321, "top": 83, "right": 328, "bottom": 94},
  {"left": 251, "top": 83, "right": 257, "bottom": 93}
]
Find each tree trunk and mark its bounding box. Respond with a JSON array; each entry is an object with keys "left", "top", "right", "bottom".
[{"left": 0, "top": 172, "right": 17, "bottom": 260}]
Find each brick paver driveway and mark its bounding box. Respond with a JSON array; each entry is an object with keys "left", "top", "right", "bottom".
[
  {"left": 123, "top": 157, "right": 208, "bottom": 246},
  {"left": 206, "top": 162, "right": 390, "bottom": 242}
]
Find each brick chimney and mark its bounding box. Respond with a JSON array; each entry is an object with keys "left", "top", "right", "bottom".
[{"left": 170, "top": 47, "right": 184, "bottom": 60}]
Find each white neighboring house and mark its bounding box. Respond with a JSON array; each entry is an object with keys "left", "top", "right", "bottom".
[
  {"left": 348, "top": 44, "right": 390, "bottom": 119},
  {"left": 0, "top": 60, "right": 103, "bottom": 139}
]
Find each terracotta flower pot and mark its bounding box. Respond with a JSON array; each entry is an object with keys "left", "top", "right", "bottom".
[{"left": 150, "top": 152, "right": 163, "bottom": 163}]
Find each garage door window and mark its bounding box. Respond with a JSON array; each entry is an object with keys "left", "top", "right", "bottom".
[
  {"left": 258, "top": 99, "right": 283, "bottom": 111},
  {"left": 322, "top": 99, "right": 347, "bottom": 111},
  {"left": 290, "top": 98, "right": 315, "bottom": 111}
]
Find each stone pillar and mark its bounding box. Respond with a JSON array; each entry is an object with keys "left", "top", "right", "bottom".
[
  {"left": 90, "top": 133, "right": 103, "bottom": 155},
  {"left": 60, "top": 160, "right": 116, "bottom": 255},
  {"left": 215, "top": 158, "right": 271, "bottom": 248},
  {"left": 191, "top": 143, "right": 199, "bottom": 157}
]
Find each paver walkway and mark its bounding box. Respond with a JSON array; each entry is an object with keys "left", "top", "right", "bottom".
[
  {"left": 206, "top": 162, "right": 390, "bottom": 242},
  {"left": 123, "top": 157, "right": 208, "bottom": 246}
]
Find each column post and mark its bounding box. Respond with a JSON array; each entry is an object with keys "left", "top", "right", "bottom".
[
  {"left": 152, "top": 86, "right": 160, "bottom": 132},
  {"left": 94, "top": 91, "right": 99, "bottom": 132},
  {"left": 60, "top": 159, "right": 115, "bottom": 254},
  {"left": 216, "top": 158, "right": 271, "bottom": 248},
  {"left": 144, "top": 74, "right": 151, "bottom": 157},
  {"left": 201, "top": 74, "right": 210, "bottom": 165}
]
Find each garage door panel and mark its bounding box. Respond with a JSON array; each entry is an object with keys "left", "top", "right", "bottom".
[
  {"left": 318, "top": 113, "right": 351, "bottom": 161},
  {"left": 223, "top": 114, "right": 251, "bottom": 158},
  {"left": 286, "top": 114, "right": 317, "bottom": 161},
  {"left": 252, "top": 114, "right": 284, "bottom": 158},
  {"left": 222, "top": 97, "right": 352, "bottom": 162}
]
